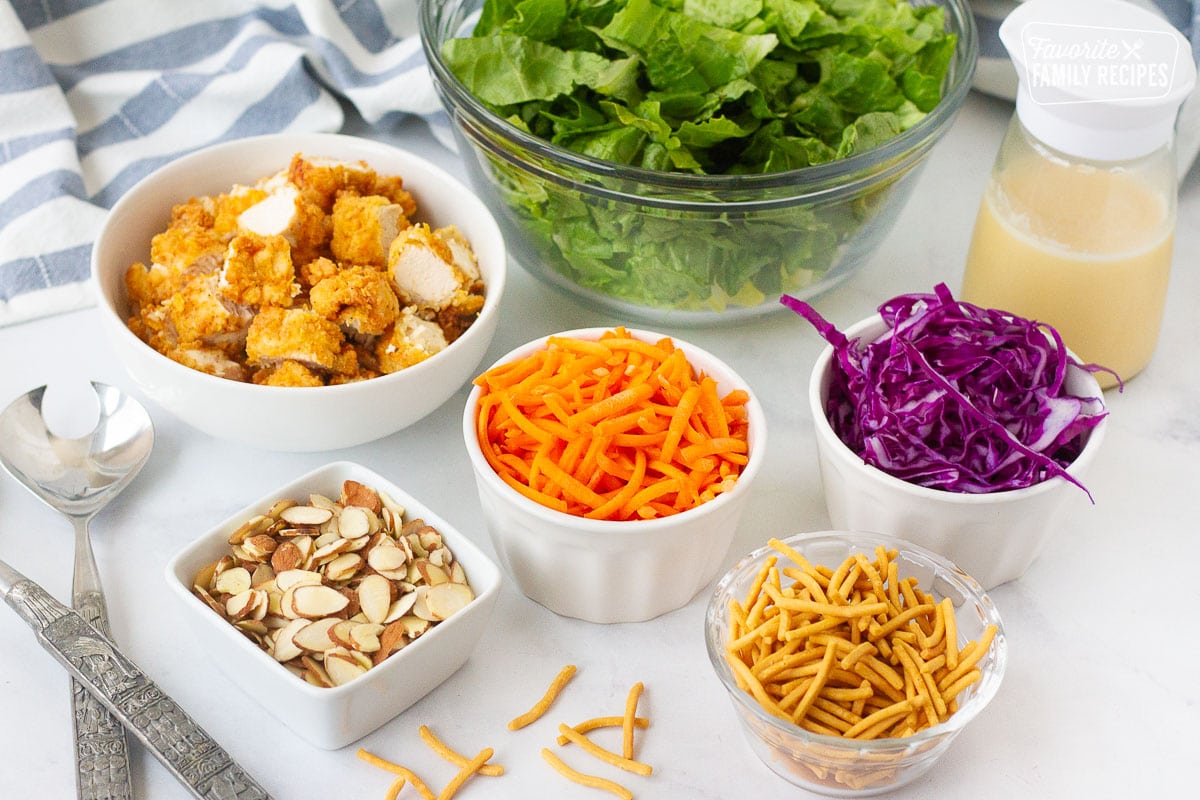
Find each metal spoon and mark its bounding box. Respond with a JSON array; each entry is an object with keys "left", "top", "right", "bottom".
[{"left": 0, "top": 381, "right": 154, "bottom": 800}]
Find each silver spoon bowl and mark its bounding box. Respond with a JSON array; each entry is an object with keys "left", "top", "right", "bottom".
[{"left": 0, "top": 381, "right": 154, "bottom": 800}]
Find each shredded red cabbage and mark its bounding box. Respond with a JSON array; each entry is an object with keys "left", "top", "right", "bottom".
[{"left": 782, "top": 284, "right": 1108, "bottom": 497}]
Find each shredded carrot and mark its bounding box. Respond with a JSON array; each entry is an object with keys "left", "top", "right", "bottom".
[{"left": 473, "top": 327, "right": 751, "bottom": 521}]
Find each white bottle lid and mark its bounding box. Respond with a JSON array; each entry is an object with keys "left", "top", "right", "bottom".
[{"left": 1001, "top": 0, "right": 1197, "bottom": 161}]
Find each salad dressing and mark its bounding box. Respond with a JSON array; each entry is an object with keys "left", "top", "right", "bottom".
[
  {"left": 959, "top": 0, "right": 1195, "bottom": 389},
  {"left": 962, "top": 141, "right": 1175, "bottom": 388}
]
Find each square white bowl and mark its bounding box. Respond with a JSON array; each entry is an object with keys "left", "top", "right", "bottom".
[{"left": 164, "top": 461, "right": 501, "bottom": 749}]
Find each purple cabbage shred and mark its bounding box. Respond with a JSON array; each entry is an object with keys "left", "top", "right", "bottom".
[{"left": 782, "top": 284, "right": 1109, "bottom": 499}]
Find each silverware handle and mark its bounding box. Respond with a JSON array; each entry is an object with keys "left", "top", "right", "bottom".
[
  {"left": 72, "top": 511, "right": 134, "bottom": 800},
  {"left": 2, "top": 568, "right": 272, "bottom": 800}
]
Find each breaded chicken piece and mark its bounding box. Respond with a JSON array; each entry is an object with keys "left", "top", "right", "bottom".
[
  {"left": 252, "top": 360, "right": 325, "bottom": 387},
  {"left": 163, "top": 273, "right": 255, "bottom": 352},
  {"left": 434, "top": 225, "right": 481, "bottom": 282},
  {"left": 245, "top": 306, "right": 356, "bottom": 375},
  {"left": 168, "top": 346, "right": 249, "bottom": 382},
  {"left": 387, "top": 224, "right": 478, "bottom": 311},
  {"left": 375, "top": 307, "right": 447, "bottom": 373},
  {"left": 209, "top": 186, "right": 269, "bottom": 237},
  {"left": 287, "top": 154, "right": 417, "bottom": 217},
  {"left": 142, "top": 199, "right": 226, "bottom": 291},
  {"left": 125, "top": 261, "right": 176, "bottom": 310},
  {"left": 367, "top": 173, "right": 417, "bottom": 218},
  {"left": 237, "top": 184, "right": 328, "bottom": 265},
  {"left": 330, "top": 193, "right": 408, "bottom": 266},
  {"left": 298, "top": 256, "right": 340, "bottom": 293},
  {"left": 219, "top": 233, "right": 298, "bottom": 308},
  {"left": 435, "top": 295, "right": 486, "bottom": 344},
  {"left": 309, "top": 266, "right": 399, "bottom": 338}
]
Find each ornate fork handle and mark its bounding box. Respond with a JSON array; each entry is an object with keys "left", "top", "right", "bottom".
[
  {"left": 73, "top": 590, "right": 134, "bottom": 800},
  {"left": 3, "top": 570, "right": 272, "bottom": 800}
]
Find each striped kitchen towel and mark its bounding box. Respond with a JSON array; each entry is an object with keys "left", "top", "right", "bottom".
[{"left": 0, "top": 0, "right": 447, "bottom": 327}]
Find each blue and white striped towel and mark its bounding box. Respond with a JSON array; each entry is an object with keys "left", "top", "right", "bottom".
[{"left": 0, "top": 0, "right": 447, "bottom": 327}]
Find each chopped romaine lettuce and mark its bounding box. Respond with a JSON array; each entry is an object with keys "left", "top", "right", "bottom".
[{"left": 440, "top": 0, "right": 959, "bottom": 312}]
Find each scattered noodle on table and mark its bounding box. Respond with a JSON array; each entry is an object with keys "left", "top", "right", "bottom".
[{"left": 508, "top": 664, "right": 578, "bottom": 730}]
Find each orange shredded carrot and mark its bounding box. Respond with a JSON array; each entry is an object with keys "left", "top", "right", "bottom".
[{"left": 473, "top": 328, "right": 751, "bottom": 521}]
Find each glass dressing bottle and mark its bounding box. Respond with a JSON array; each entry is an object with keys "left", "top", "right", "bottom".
[{"left": 961, "top": 0, "right": 1196, "bottom": 389}]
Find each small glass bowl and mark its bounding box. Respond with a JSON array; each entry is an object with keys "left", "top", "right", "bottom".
[{"left": 704, "top": 531, "right": 1006, "bottom": 796}]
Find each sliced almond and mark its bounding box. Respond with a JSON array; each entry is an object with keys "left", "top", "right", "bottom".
[
  {"left": 214, "top": 566, "right": 251, "bottom": 596},
  {"left": 414, "top": 560, "right": 449, "bottom": 587},
  {"left": 324, "top": 552, "right": 362, "bottom": 582},
  {"left": 379, "top": 490, "right": 405, "bottom": 520},
  {"left": 271, "top": 618, "right": 310, "bottom": 662},
  {"left": 417, "top": 529, "right": 443, "bottom": 553},
  {"left": 424, "top": 582, "right": 475, "bottom": 621},
  {"left": 348, "top": 622, "right": 384, "bottom": 653},
  {"left": 311, "top": 537, "right": 352, "bottom": 565},
  {"left": 225, "top": 588, "right": 267, "bottom": 620},
  {"left": 302, "top": 655, "right": 334, "bottom": 688},
  {"left": 271, "top": 540, "right": 303, "bottom": 573},
  {"left": 449, "top": 561, "right": 468, "bottom": 585},
  {"left": 357, "top": 574, "right": 393, "bottom": 624},
  {"left": 376, "top": 620, "right": 409, "bottom": 663},
  {"left": 328, "top": 619, "right": 359, "bottom": 649},
  {"left": 343, "top": 534, "right": 371, "bottom": 553},
  {"left": 279, "top": 505, "right": 334, "bottom": 527},
  {"left": 340, "top": 480, "right": 382, "bottom": 514},
  {"left": 324, "top": 647, "right": 368, "bottom": 686},
  {"left": 250, "top": 563, "right": 275, "bottom": 588},
  {"left": 383, "top": 590, "right": 418, "bottom": 623},
  {"left": 292, "top": 617, "right": 341, "bottom": 652},
  {"left": 274, "top": 568, "right": 323, "bottom": 592},
  {"left": 308, "top": 493, "right": 339, "bottom": 511},
  {"left": 338, "top": 506, "right": 372, "bottom": 540},
  {"left": 289, "top": 584, "right": 350, "bottom": 618},
  {"left": 266, "top": 498, "right": 299, "bottom": 520},
  {"left": 194, "top": 586, "right": 226, "bottom": 615},
  {"left": 228, "top": 514, "right": 271, "bottom": 545},
  {"left": 367, "top": 542, "right": 408, "bottom": 578},
  {"left": 192, "top": 561, "right": 218, "bottom": 593},
  {"left": 411, "top": 585, "right": 436, "bottom": 622},
  {"left": 398, "top": 614, "right": 431, "bottom": 638}
]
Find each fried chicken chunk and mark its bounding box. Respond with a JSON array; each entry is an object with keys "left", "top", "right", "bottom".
[
  {"left": 387, "top": 224, "right": 478, "bottom": 312},
  {"left": 376, "top": 307, "right": 448, "bottom": 373},
  {"left": 309, "top": 266, "right": 399, "bottom": 338},
  {"left": 330, "top": 193, "right": 408, "bottom": 267},
  {"left": 219, "top": 233, "right": 298, "bottom": 308},
  {"left": 245, "top": 307, "right": 356, "bottom": 377}
]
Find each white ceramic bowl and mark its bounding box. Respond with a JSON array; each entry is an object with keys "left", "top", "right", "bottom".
[
  {"left": 809, "top": 314, "right": 1107, "bottom": 590},
  {"left": 164, "top": 461, "right": 502, "bottom": 750},
  {"left": 705, "top": 530, "right": 1007, "bottom": 797},
  {"left": 91, "top": 132, "right": 506, "bottom": 452},
  {"left": 462, "top": 328, "right": 767, "bottom": 623}
]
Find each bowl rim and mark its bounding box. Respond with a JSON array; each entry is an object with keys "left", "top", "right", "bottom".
[
  {"left": 808, "top": 312, "right": 1109, "bottom": 504},
  {"left": 419, "top": 0, "right": 979, "bottom": 201},
  {"left": 90, "top": 131, "right": 507, "bottom": 398},
  {"left": 163, "top": 460, "right": 504, "bottom": 699},
  {"left": 461, "top": 326, "right": 768, "bottom": 534},
  {"left": 704, "top": 529, "right": 1008, "bottom": 752}
]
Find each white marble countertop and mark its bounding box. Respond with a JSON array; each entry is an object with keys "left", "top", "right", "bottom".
[{"left": 1, "top": 90, "right": 1197, "bottom": 799}]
